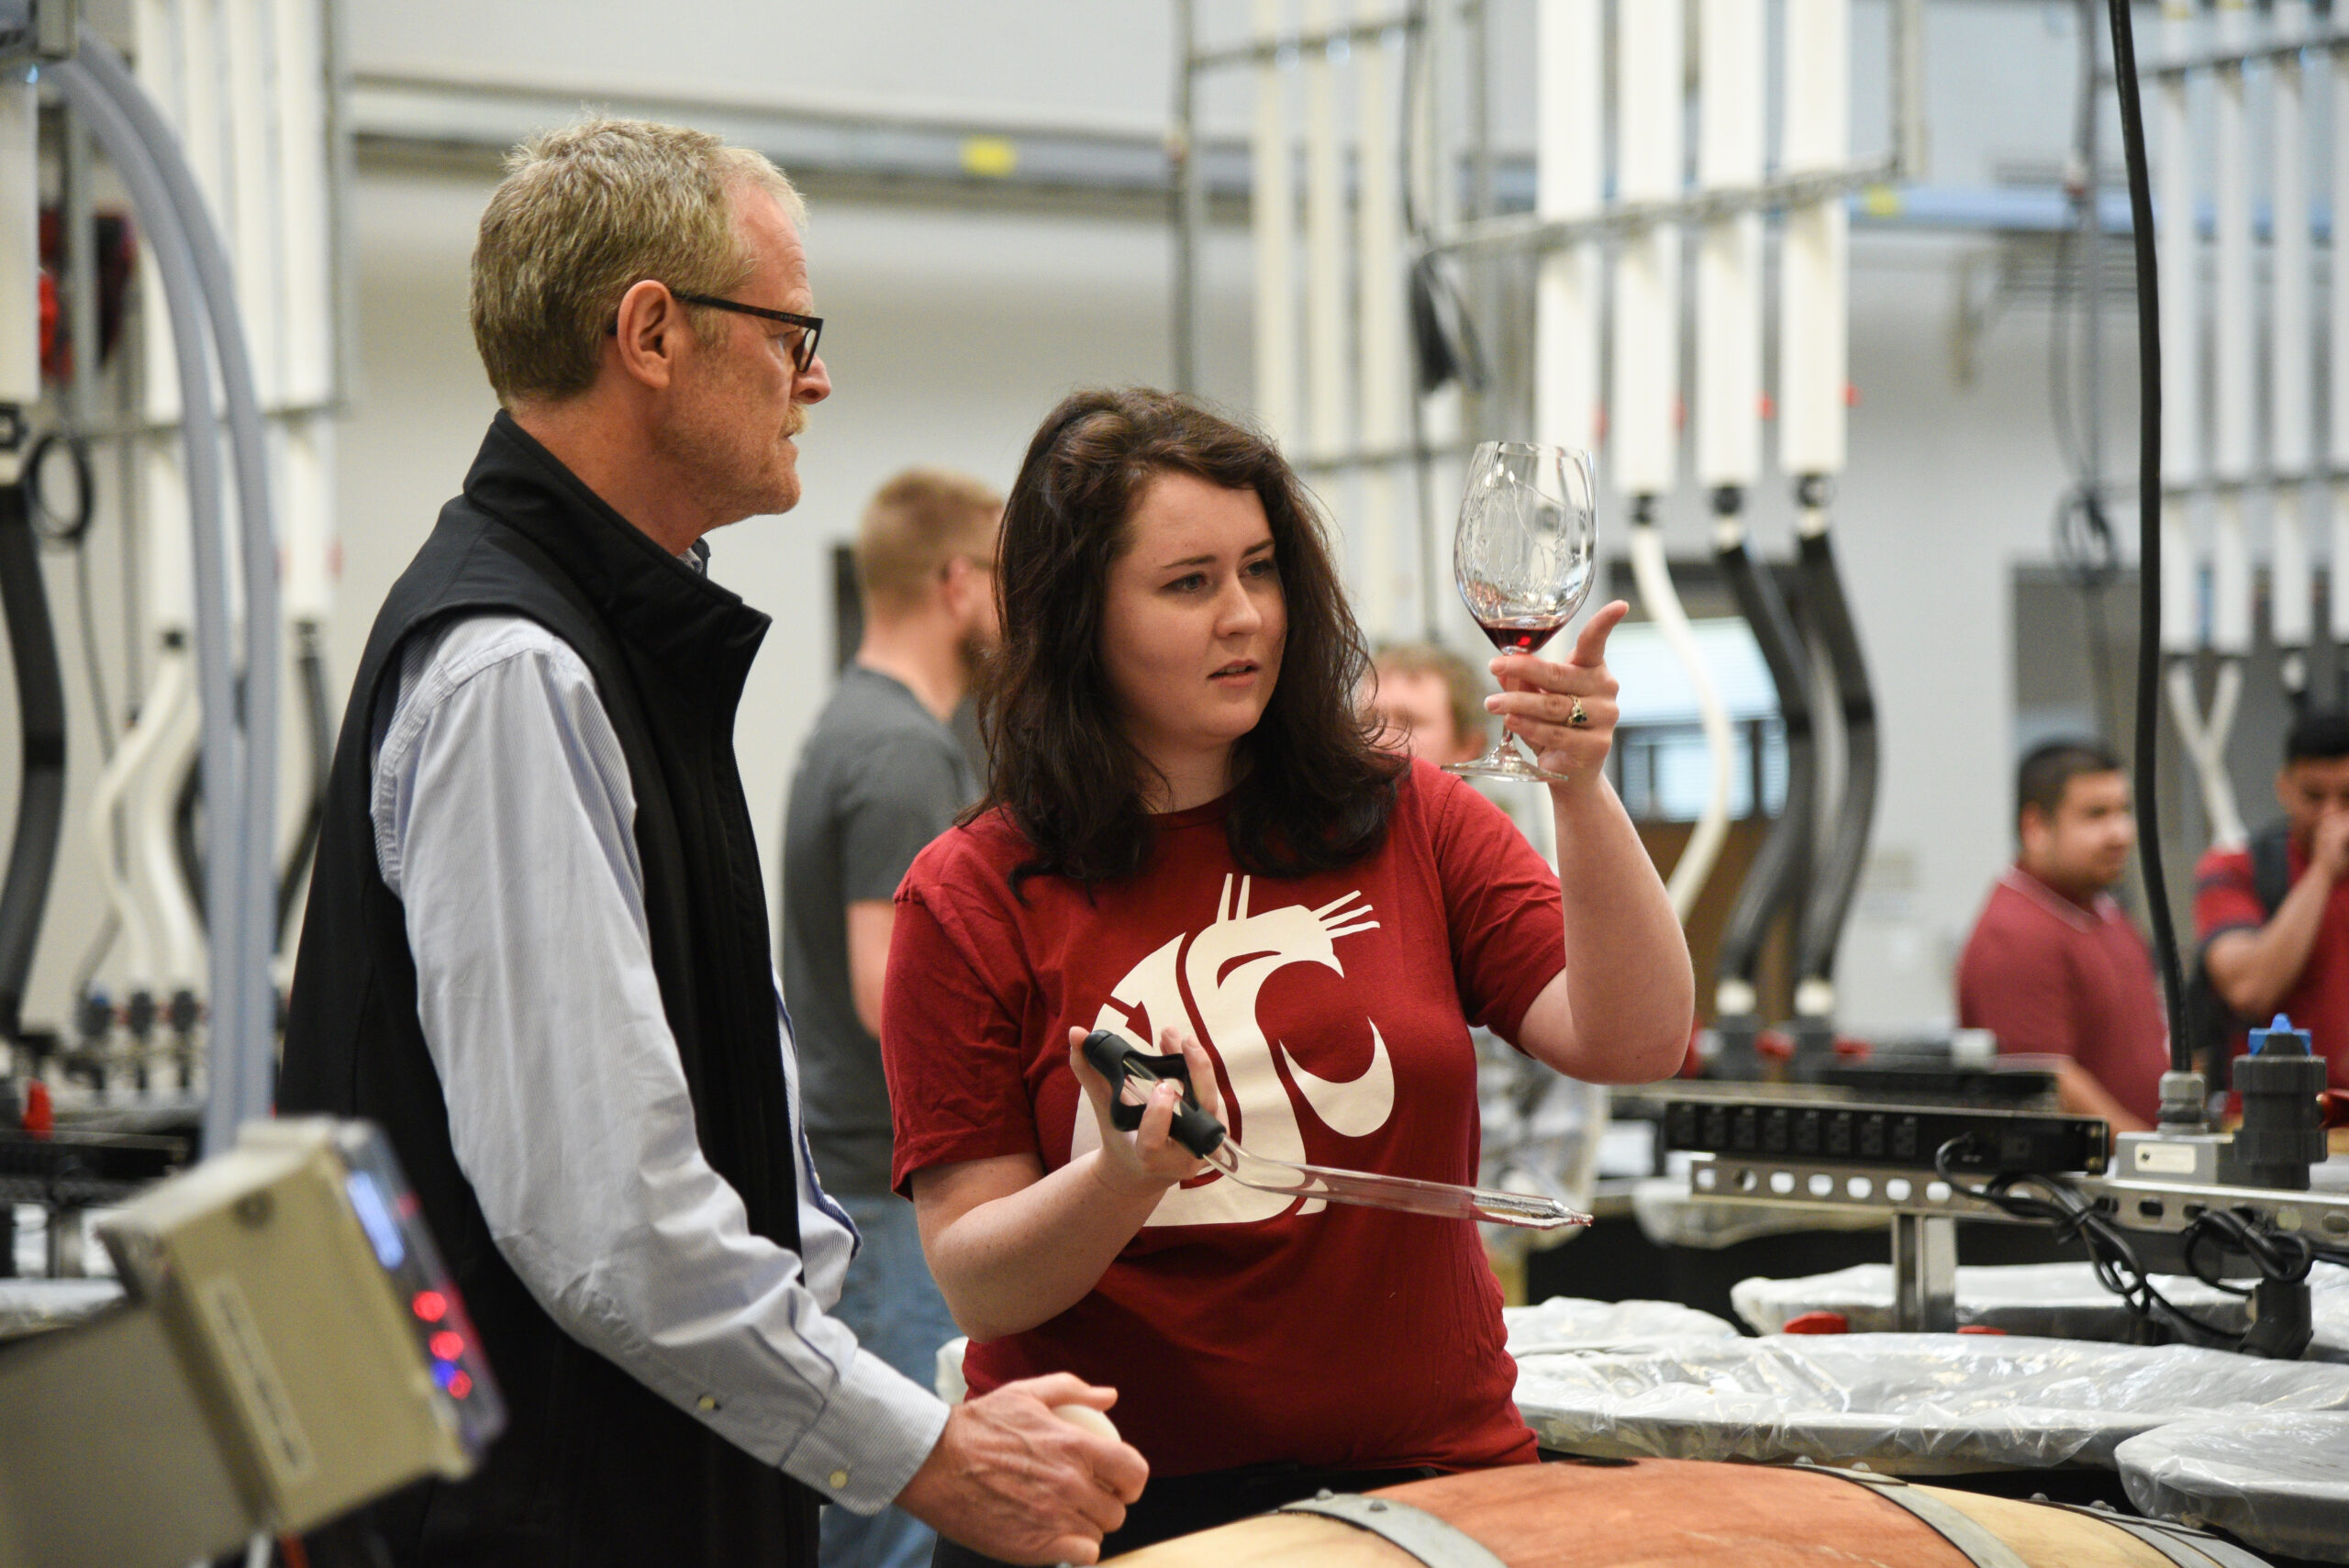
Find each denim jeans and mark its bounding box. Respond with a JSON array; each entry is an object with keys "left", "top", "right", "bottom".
[{"left": 822, "top": 1191, "right": 962, "bottom": 1568}]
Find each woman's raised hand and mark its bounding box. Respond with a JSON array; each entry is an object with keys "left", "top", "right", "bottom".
[
  {"left": 1066, "top": 1024, "right": 1223, "bottom": 1197},
  {"left": 1486, "top": 599, "right": 1629, "bottom": 785}
]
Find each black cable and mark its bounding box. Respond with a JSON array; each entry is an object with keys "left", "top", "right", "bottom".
[
  {"left": 1715, "top": 531, "right": 1817, "bottom": 995},
  {"left": 24, "top": 431, "right": 95, "bottom": 548},
  {"left": 1933, "top": 1138, "right": 2240, "bottom": 1343},
  {"left": 174, "top": 754, "right": 204, "bottom": 929},
  {"left": 274, "top": 630, "right": 332, "bottom": 947},
  {"left": 2180, "top": 1207, "right": 2314, "bottom": 1293},
  {"left": 2106, "top": 0, "right": 2189, "bottom": 1074},
  {"left": 1792, "top": 517, "right": 1878, "bottom": 994},
  {"left": 0, "top": 453, "right": 68, "bottom": 1045}
]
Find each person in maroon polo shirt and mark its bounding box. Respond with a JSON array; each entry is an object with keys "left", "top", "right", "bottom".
[
  {"left": 1955, "top": 740, "right": 2169, "bottom": 1129},
  {"left": 2197, "top": 708, "right": 2349, "bottom": 1089}
]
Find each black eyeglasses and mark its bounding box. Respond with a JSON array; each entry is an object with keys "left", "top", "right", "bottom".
[{"left": 609, "top": 287, "right": 824, "bottom": 373}]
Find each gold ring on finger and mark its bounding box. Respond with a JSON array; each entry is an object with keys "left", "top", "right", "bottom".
[{"left": 1567, "top": 697, "right": 1590, "bottom": 728}]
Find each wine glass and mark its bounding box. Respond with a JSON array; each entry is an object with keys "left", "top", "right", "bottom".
[{"left": 1448, "top": 440, "right": 1598, "bottom": 784}]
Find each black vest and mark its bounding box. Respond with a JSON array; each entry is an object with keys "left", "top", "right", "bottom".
[{"left": 280, "top": 413, "right": 818, "bottom": 1566}]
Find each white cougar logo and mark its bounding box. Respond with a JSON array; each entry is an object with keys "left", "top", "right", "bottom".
[{"left": 1073, "top": 874, "right": 1391, "bottom": 1226}]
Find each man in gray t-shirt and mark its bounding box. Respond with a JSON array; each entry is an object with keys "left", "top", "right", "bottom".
[
  {"left": 786, "top": 666, "right": 977, "bottom": 1191},
  {"left": 782, "top": 469, "right": 999, "bottom": 1568}
]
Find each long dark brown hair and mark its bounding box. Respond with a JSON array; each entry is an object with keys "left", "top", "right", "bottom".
[{"left": 975, "top": 387, "right": 1401, "bottom": 891}]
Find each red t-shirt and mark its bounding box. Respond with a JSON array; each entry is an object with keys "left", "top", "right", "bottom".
[
  {"left": 2194, "top": 839, "right": 2349, "bottom": 1086},
  {"left": 881, "top": 760, "right": 1559, "bottom": 1479},
  {"left": 1953, "top": 867, "right": 2170, "bottom": 1124}
]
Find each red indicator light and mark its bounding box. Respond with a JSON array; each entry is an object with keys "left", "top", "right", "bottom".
[
  {"left": 413, "top": 1291, "right": 447, "bottom": 1322},
  {"left": 449, "top": 1370, "right": 473, "bottom": 1400},
  {"left": 429, "top": 1330, "right": 465, "bottom": 1362}
]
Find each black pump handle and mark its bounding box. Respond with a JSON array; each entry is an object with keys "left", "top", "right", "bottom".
[{"left": 1080, "top": 1030, "right": 1227, "bottom": 1159}]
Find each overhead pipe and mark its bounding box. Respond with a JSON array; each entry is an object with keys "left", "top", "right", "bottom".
[
  {"left": 1252, "top": 0, "right": 1297, "bottom": 450},
  {"left": 2270, "top": 0, "right": 2313, "bottom": 711},
  {"left": 259, "top": 0, "right": 340, "bottom": 953},
  {"left": 2170, "top": 0, "right": 2252, "bottom": 851},
  {"left": 2332, "top": 28, "right": 2349, "bottom": 684},
  {"left": 1303, "top": 0, "right": 1346, "bottom": 472},
  {"left": 2157, "top": 0, "right": 2202, "bottom": 675},
  {"left": 2154, "top": 0, "right": 2225, "bottom": 869},
  {"left": 1612, "top": 0, "right": 1731, "bottom": 924},
  {"left": 1698, "top": 0, "right": 1811, "bottom": 1026},
  {"left": 1780, "top": 0, "right": 1873, "bottom": 1029},
  {"left": 1531, "top": 0, "right": 1600, "bottom": 879},
  {"left": 1531, "top": 0, "right": 1599, "bottom": 461},
  {"left": 1355, "top": 15, "right": 1407, "bottom": 640}
]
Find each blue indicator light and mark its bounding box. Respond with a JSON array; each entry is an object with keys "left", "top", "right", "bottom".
[
  {"left": 346, "top": 1172, "right": 406, "bottom": 1271},
  {"left": 432, "top": 1359, "right": 458, "bottom": 1390}
]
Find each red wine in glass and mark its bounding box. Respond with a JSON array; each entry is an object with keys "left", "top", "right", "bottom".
[
  {"left": 1448, "top": 441, "right": 1598, "bottom": 784},
  {"left": 1477, "top": 615, "right": 1569, "bottom": 656}
]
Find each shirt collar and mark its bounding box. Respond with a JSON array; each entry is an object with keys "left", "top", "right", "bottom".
[{"left": 1999, "top": 863, "right": 2110, "bottom": 932}]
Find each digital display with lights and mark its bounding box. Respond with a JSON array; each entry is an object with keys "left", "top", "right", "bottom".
[
  {"left": 333, "top": 1124, "right": 504, "bottom": 1454},
  {"left": 344, "top": 1171, "right": 406, "bottom": 1271}
]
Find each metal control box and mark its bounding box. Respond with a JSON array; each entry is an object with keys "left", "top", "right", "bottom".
[{"left": 0, "top": 1118, "right": 503, "bottom": 1567}]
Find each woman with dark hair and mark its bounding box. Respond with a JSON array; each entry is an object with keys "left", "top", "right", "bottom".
[{"left": 882, "top": 388, "right": 1689, "bottom": 1563}]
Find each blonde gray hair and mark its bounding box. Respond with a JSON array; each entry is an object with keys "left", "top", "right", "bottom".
[
  {"left": 856, "top": 469, "right": 1003, "bottom": 612},
  {"left": 470, "top": 117, "right": 806, "bottom": 406}
]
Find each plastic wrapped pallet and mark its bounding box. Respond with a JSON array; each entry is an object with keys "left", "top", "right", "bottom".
[
  {"left": 2117, "top": 1412, "right": 2349, "bottom": 1563},
  {"left": 1730, "top": 1261, "right": 2248, "bottom": 1340},
  {"left": 1510, "top": 1330, "right": 2349, "bottom": 1473},
  {"left": 2310, "top": 1264, "right": 2349, "bottom": 1364},
  {"left": 1504, "top": 1296, "right": 1740, "bottom": 1355}
]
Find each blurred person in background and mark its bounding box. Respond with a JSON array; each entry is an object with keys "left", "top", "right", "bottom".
[
  {"left": 1954, "top": 740, "right": 2166, "bottom": 1129},
  {"left": 783, "top": 467, "right": 1002, "bottom": 1568},
  {"left": 2198, "top": 707, "right": 2349, "bottom": 1087},
  {"left": 1363, "top": 641, "right": 1488, "bottom": 769}
]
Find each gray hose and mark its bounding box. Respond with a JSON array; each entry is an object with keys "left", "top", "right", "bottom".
[
  {"left": 74, "top": 36, "right": 281, "bottom": 1140},
  {"left": 72, "top": 38, "right": 279, "bottom": 956},
  {"left": 51, "top": 53, "right": 277, "bottom": 1148},
  {"left": 48, "top": 62, "right": 230, "bottom": 996}
]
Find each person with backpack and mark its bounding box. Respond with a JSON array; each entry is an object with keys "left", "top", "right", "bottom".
[{"left": 2197, "top": 707, "right": 2349, "bottom": 1089}]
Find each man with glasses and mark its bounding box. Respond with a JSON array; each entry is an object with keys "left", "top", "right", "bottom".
[
  {"left": 281, "top": 119, "right": 1142, "bottom": 1568},
  {"left": 784, "top": 467, "right": 1001, "bottom": 1568}
]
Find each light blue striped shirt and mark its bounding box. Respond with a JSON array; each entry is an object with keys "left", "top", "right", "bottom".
[{"left": 371, "top": 610, "right": 947, "bottom": 1514}]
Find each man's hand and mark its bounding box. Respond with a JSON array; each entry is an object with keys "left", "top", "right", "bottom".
[
  {"left": 2315, "top": 811, "right": 2349, "bottom": 882},
  {"left": 896, "top": 1374, "right": 1148, "bottom": 1565}
]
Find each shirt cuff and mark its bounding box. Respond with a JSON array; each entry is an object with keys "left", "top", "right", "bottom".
[{"left": 776, "top": 1346, "right": 951, "bottom": 1516}]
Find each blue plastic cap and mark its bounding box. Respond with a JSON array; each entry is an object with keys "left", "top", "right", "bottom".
[{"left": 2250, "top": 1015, "right": 2313, "bottom": 1055}]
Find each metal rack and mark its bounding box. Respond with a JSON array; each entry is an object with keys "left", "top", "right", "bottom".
[
  {"left": 1686, "top": 1150, "right": 2349, "bottom": 1333},
  {"left": 1167, "top": 0, "right": 1927, "bottom": 456}
]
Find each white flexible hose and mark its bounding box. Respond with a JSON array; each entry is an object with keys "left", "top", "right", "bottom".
[
  {"left": 82, "top": 660, "right": 181, "bottom": 990},
  {"left": 127, "top": 647, "right": 206, "bottom": 989},
  {"left": 2166, "top": 659, "right": 2250, "bottom": 850},
  {"left": 1631, "top": 522, "right": 1734, "bottom": 919}
]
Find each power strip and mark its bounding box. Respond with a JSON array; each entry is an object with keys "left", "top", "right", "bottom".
[{"left": 1661, "top": 1098, "right": 2110, "bottom": 1176}]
